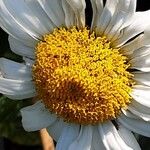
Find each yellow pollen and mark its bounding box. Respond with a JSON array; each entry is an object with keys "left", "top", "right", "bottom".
[{"left": 33, "top": 27, "right": 134, "bottom": 124}]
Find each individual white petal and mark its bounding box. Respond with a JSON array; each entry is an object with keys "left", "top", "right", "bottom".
[
  {"left": 62, "top": 0, "right": 75, "bottom": 27},
  {"left": 133, "top": 72, "right": 150, "bottom": 86},
  {"left": 131, "top": 85, "right": 150, "bottom": 108},
  {"left": 24, "top": 0, "right": 56, "bottom": 31},
  {"left": 0, "top": 1, "right": 38, "bottom": 47},
  {"left": 142, "top": 27, "right": 150, "bottom": 46},
  {"left": 118, "top": 114, "right": 150, "bottom": 137},
  {"left": 98, "top": 121, "right": 135, "bottom": 150},
  {"left": 0, "top": 78, "right": 36, "bottom": 99},
  {"left": 114, "top": 10, "right": 150, "bottom": 47},
  {"left": 129, "top": 94, "right": 150, "bottom": 121},
  {"left": 62, "top": 0, "right": 86, "bottom": 28},
  {"left": 1, "top": 0, "right": 55, "bottom": 39},
  {"left": 123, "top": 108, "right": 150, "bottom": 122},
  {"left": 132, "top": 45, "right": 150, "bottom": 58},
  {"left": 129, "top": 54, "right": 150, "bottom": 72},
  {"left": 90, "top": 0, "right": 103, "bottom": 30},
  {"left": 47, "top": 119, "right": 67, "bottom": 142},
  {"left": 8, "top": 36, "right": 35, "bottom": 58},
  {"left": 21, "top": 101, "right": 57, "bottom": 131},
  {"left": 128, "top": 105, "right": 150, "bottom": 121},
  {"left": 116, "top": 0, "right": 136, "bottom": 29},
  {"left": 23, "top": 57, "right": 35, "bottom": 67},
  {"left": 0, "top": 58, "right": 31, "bottom": 80},
  {"left": 56, "top": 124, "right": 80, "bottom": 150},
  {"left": 120, "top": 34, "right": 144, "bottom": 56},
  {"left": 120, "top": 38, "right": 150, "bottom": 64},
  {"left": 99, "top": 122, "right": 120, "bottom": 150},
  {"left": 105, "top": 0, "right": 136, "bottom": 41},
  {"left": 121, "top": 109, "right": 138, "bottom": 119},
  {"left": 37, "top": 0, "right": 65, "bottom": 27},
  {"left": 95, "top": 0, "right": 118, "bottom": 35},
  {"left": 68, "top": 125, "right": 93, "bottom": 150},
  {"left": 117, "top": 124, "right": 141, "bottom": 150},
  {"left": 66, "top": 0, "right": 86, "bottom": 28},
  {"left": 91, "top": 126, "right": 106, "bottom": 150}
]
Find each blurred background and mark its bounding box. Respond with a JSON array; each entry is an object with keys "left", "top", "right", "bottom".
[{"left": 0, "top": 0, "right": 150, "bottom": 149}]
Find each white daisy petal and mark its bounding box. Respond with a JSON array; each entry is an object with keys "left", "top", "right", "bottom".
[
  {"left": 116, "top": 0, "right": 136, "bottom": 29},
  {"left": 120, "top": 27, "right": 150, "bottom": 60},
  {"left": 120, "top": 34, "right": 144, "bottom": 56},
  {"left": 98, "top": 121, "right": 136, "bottom": 150},
  {"left": 131, "top": 85, "right": 150, "bottom": 108},
  {"left": 143, "top": 28, "right": 150, "bottom": 46},
  {"left": 120, "top": 43, "right": 150, "bottom": 61},
  {"left": 128, "top": 105, "right": 150, "bottom": 121},
  {"left": 129, "top": 53, "right": 150, "bottom": 72},
  {"left": 23, "top": 0, "right": 56, "bottom": 31},
  {"left": 0, "top": 58, "right": 31, "bottom": 80},
  {"left": 47, "top": 119, "right": 67, "bottom": 142},
  {"left": 23, "top": 57, "right": 35, "bottom": 67},
  {"left": 128, "top": 27, "right": 150, "bottom": 58},
  {"left": 117, "top": 125, "right": 141, "bottom": 150},
  {"left": 56, "top": 124, "right": 80, "bottom": 150},
  {"left": 90, "top": 0, "right": 103, "bottom": 30},
  {"left": 95, "top": 0, "right": 118, "bottom": 35},
  {"left": 133, "top": 72, "right": 150, "bottom": 86},
  {"left": 114, "top": 10, "right": 150, "bottom": 47},
  {"left": 62, "top": 0, "right": 76, "bottom": 27},
  {"left": 37, "top": 0, "right": 65, "bottom": 27},
  {"left": 0, "top": 78, "right": 36, "bottom": 100},
  {"left": 21, "top": 101, "right": 57, "bottom": 131},
  {"left": 129, "top": 92, "right": 150, "bottom": 121},
  {"left": 121, "top": 109, "right": 138, "bottom": 119},
  {"left": 65, "top": 0, "right": 86, "bottom": 28},
  {"left": 132, "top": 46, "right": 150, "bottom": 61},
  {"left": 105, "top": 0, "right": 136, "bottom": 41},
  {"left": 91, "top": 126, "right": 106, "bottom": 150},
  {"left": 118, "top": 114, "right": 150, "bottom": 137},
  {"left": 8, "top": 36, "right": 35, "bottom": 58},
  {"left": 127, "top": 27, "right": 150, "bottom": 47},
  {"left": 0, "top": 1, "right": 37, "bottom": 47},
  {"left": 68, "top": 125, "right": 93, "bottom": 150},
  {"left": 1, "top": 0, "right": 55, "bottom": 39},
  {"left": 62, "top": 0, "right": 85, "bottom": 28}
]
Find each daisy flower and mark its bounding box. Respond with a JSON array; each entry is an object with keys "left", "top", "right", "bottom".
[{"left": 0, "top": 0, "right": 150, "bottom": 149}]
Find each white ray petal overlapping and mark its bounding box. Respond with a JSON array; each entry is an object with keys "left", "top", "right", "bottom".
[
  {"left": 21, "top": 101, "right": 57, "bottom": 131},
  {"left": 8, "top": 36, "right": 35, "bottom": 58},
  {"left": 37, "top": 0, "right": 65, "bottom": 27},
  {"left": 117, "top": 124, "right": 141, "bottom": 150},
  {"left": 47, "top": 119, "right": 67, "bottom": 142},
  {"left": 94, "top": 0, "right": 118, "bottom": 36},
  {"left": 114, "top": 10, "right": 150, "bottom": 47},
  {"left": 118, "top": 114, "right": 150, "bottom": 137},
  {"left": 68, "top": 125, "right": 93, "bottom": 150},
  {"left": 90, "top": 0, "right": 103, "bottom": 29},
  {"left": 1, "top": 0, "right": 55, "bottom": 38},
  {"left": 56, "top": 124, "right": 80, "bottom": 150},
  {"left": 0, "top": 58, "right": 32, "bottom": 80},
  {"left": 98, "top": 121, "right": 139, "bottom": 150},
  {"left": 0, "top": 78, "right": 36, "bottom": 99}
]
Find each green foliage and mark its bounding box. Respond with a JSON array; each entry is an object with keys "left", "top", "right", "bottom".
[{"left": 0, "top": 96, "right": 41, "bottom": 145}]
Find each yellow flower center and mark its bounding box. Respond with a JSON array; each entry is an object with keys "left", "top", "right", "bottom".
[{"left": 33, "top": 27, "right": 134, "bottom": 125}]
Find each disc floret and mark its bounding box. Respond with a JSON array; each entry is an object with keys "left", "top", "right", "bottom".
[{"left": 33, "top": 27, "right": 133, "bottom": 124}]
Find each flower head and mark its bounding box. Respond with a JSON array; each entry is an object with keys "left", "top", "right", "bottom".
[{"left": 0, "top": 0, "right": 150, "bottom": 149}]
